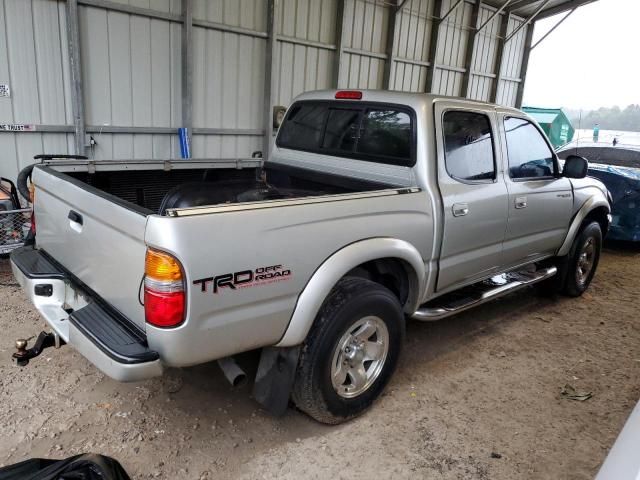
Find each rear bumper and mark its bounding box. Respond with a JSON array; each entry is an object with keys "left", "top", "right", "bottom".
[{"left": 10, "top": 247, "right": 163, "bottom": 382}]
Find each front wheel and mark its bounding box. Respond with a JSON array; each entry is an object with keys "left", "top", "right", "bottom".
[
  {"left": 562, "top": 221, "right": 602, "bottom": 297},
  {"left": 292, "top": 277, "right": 404, "bottom": 424}
]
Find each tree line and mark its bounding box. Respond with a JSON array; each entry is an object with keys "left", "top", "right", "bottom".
[{"left": 568, "top": 105, "right": 640, "bottom": 132}]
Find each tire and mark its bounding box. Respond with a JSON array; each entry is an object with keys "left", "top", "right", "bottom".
[
  {"left": 292, "top": 276, "right": 404, "bottom": 424},
  {"left": 17, "top": 164, "right": 34, "bottom": 201},
  {"left": 561, "top": 221, "right": 602, "bottom": 297}
]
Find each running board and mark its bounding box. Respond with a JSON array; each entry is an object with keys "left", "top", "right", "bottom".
[{"left": 412, "top": 266, "right": 557, "bottom": 322}]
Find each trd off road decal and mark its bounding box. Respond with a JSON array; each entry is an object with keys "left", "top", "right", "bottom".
[{"left": 193, "top": 264, "right": 292, "bottom": 294}]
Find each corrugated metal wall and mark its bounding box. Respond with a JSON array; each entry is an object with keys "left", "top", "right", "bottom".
[
  {"left": 192, "top": 0, "right": 265, "bottom": 158},
  {"left": 467, "top": 3, "right": 502, "bottom": 101},
  {"left": 0, "top": 0, "right": 530, "bottom": 181},
  {"left": 339, "top": 0, "right": 389, "bottom": 89},
  {"left": 391, "top": 0, "right": 433, "bottom": 93},
  {"left": 79, "top": 2, "right": 183, "bottom": 160},
  {"left": 0, "top": 0, "right": 74, "bottom": 180},
  {"left": 275, "top": 0, "right": 336, "bottom": 104},
  {"left": 495, "top": 15, "right": 527, "bottom": 106}
]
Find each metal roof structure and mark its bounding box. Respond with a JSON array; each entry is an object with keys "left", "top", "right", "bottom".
[
  {"left": 493, "top": 0, "right": 597, "bottom": 19},
  {"left": 0, "top": 0, "right": 600, "bottom": 181}
]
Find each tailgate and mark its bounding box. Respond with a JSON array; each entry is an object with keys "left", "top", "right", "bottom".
[{"left": 32, "top": 166, "right": 148, "bottom": 330}]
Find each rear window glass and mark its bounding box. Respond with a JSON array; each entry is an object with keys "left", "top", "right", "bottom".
[
  {"left": 276, "top": 101, "right": 415, "bottom": 166},
  {"left": 359, "top": 109, "right": 411, "bottom": 160},
  {"left": 322, "top": 109, "right": 361, "bottom": 152},
  {"left": 276, "top": 103, "right": 327, "bottom": 151}
]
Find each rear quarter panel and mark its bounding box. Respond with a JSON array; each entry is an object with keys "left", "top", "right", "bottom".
[{"left": 144, "top": 190, "right": 433, "bottom": 367}]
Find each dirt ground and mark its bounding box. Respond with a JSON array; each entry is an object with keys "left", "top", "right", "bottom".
[{"left": 0, "top": 246, "right": 639, "bottom": 480}]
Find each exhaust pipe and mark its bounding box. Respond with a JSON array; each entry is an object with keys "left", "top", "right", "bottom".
[{"left": 217, "top": 356, "right": 247, "bottom": 387}]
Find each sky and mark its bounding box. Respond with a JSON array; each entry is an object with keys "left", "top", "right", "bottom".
[{"left": 523, "top": 0, "right": 640, "bottom": 111}]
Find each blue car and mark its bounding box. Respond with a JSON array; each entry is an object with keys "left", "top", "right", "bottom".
[{"left": 558, "top": 144, "right": 640, "bottom": 242}]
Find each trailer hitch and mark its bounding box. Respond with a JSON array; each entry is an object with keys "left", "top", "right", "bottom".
[{"left": 12, "top": 331, "right": 64, "bottom": 366}]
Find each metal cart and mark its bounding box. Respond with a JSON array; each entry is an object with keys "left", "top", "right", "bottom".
[{"left": 0, "top": 177, "right": 31, "bottom": 256}]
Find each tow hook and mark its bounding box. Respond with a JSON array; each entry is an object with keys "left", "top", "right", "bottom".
[{"left": 12, "top": 331, "right": 65, "bottom": 366}]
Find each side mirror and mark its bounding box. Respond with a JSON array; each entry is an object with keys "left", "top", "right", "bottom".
[{"left": 563, "top": 155, "right": 589, "bottom": 179}]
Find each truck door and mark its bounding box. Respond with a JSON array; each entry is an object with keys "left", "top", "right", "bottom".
[
  {"left": 434, "top": 103, "right": 509, "bottom": 292},
  {"left": 497, "top": 115, "right": 573, "bottom": 267}
]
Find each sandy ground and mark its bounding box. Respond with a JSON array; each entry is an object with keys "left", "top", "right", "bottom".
[{"left": 0, "top": 246, "right": 639, "bottom": 480}]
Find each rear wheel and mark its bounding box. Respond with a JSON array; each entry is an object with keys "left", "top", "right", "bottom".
[{"left": 292, "top": 277, "right": 404, "bottom": 424}]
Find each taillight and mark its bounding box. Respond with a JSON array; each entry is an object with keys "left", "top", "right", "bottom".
[
  {"left": 335, "top": 90, "right": 362, "bottom": 100},
  {"left": 144, "top": 248, "right": 185, "bottom": 328}
]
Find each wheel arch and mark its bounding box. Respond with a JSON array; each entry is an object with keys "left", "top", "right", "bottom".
[
  {"left": 276, "top": 238, "right": 426, "bottom": 347},
  {"left": 583, "top": 206, "right": 610, "bottom": 237},
  {"left": 557, "top": 194, "right": 610, "bottom": 257}
]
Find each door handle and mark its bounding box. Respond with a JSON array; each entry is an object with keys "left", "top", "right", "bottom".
[
  {"left": 68, "top": 210, "right": 83, "bottom": 225},
  {"left": 515, "top": 197, "right": 527, "bottom": 209},
  {"left": 452, "top": 203, "right": 469, "bottom": 217},
  {"left": 68, "top": 210, "right": 83, "bottom": 233}
]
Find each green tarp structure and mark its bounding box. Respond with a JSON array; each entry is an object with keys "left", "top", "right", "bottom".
[{"left": 522, "top": 106, "right": 575, "bottom": 149}]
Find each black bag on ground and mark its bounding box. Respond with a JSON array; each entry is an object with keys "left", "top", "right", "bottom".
[{"left": 0, "top": 454, "right": 131, "bottom": 480}]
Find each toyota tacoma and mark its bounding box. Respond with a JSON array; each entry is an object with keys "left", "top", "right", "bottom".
[{"left": 10, "top": 90, "right": 611, "bottom": 424}]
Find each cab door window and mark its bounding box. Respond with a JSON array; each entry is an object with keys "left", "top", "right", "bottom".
[
  {"left": 442, "top": 110, "right": 496, "bottom": 183},
  {"left": 504, "top": 117, "right": 556, "bottom": 180}
]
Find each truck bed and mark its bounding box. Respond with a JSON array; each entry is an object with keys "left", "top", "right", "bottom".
[
  {"left": 30, "top": 158, "right": 408, "bottom": 334},
  {"left": 60, "top": 161, "right": 389, "bottom": 215}
]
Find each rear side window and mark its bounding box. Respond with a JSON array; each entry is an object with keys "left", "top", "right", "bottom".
[
  {"left": 277, "top": 101, "right": 415, "bottom": 166},
  {"left": 443, "top": 110, "right": 496, "bottom": 182},
  {"left": 504, "top": 117, "right": 555, "bottom": 179}
]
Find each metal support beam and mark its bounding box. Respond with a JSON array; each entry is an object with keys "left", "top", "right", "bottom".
[
  {"left": 514, "top": 22, "right": 534, "bottom": 107},
  {"left": 440, "top": 0, "right": 465, "bottom": 22},
  {"left": 476, "top": 0, "right": 512, "bottom": 34},
  {"left": 396, "top": 0, "right": 410, "bottom": 11},
  {"left": 279, "top": 35, "right": 336, "bottom": 51},
  {"left": 0, "top": 125, "right": 264, "bottom": 136},
  {"left": 531, "top": 8, "right": 575, "bottom": 50},
  {"left": 65, "top": 0, "right": 86, "bottom": 156},
  {"left": 424, "top": 0, "right": 443, "bottom": 93},
  {"left": 181, "top": 0, "right": 193, "bottom": 154},
  {"left": 460, "top": 0, "right": 482, "bottom": 98},
  {"left": 490, "top": 10, "right": 510, "bottom": 103},
  {"left": 332, "top": 0, "right": 348, "bottom": 88},
  {"left": 536, "top": 0, "right": 596, "bottom": 20},
  {"left": 342, "top": 47, "right": 387, "bottom": 60},
  {"left": 262, "top": 0, "right": 277, "bottom": 159},
  {"left": 76, "top": 0, "right": 182, "bottom": 23},
  {"left": 192, "top": 19, "right": 268, "bottom": 39},
  {"left": 382, "top": 0, "right": 398, "bottom": 89},
  {"left": 505, "top": 0, "right": 551, "bottom": 43}
]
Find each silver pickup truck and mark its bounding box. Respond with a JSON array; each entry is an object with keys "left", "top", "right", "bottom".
[{"left": 10, "top": 90, "right": 611, "bottom": 424}]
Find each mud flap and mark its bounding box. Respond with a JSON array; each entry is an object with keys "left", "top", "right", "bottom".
[{"left": 252, "top": 346, "right": 301, "bottom": 416}]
